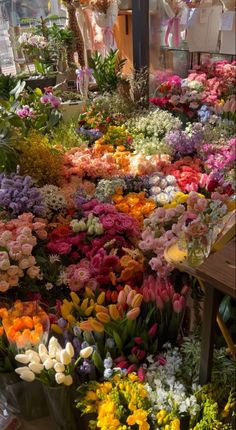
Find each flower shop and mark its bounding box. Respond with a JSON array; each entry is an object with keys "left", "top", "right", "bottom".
[{"left": 0, "top": 0, "right": 235, "bottom": 429}]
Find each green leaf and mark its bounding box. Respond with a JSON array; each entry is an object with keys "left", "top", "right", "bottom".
[
  {"left": 113, "top": 331, "right": 123, "bottom": 352},
  {"left": 92, "top": 350, "right": 104, "bottom": 373},
  {"left": 219, "top": 295, "right": 232, "bottom": 323}
]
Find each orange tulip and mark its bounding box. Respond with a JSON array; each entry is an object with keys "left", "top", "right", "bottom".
[
  {"left": 108, "top": 305, "right": 121, "bottom": 321},
  {"left": 131, "top": 293, "right": 143, "bottom": 308},
  {"left": 96, "top": 312, "right": 111, "bottom": 324},
  {"left": 90, "top": 319, "right": 104, "bottom": 333}
]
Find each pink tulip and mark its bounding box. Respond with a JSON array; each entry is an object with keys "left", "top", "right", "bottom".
[
  {"left": 148, "top": 323, "right": 158, "bottom": 337},
  {"left": 127, "top": 364, "right": 137, "bottom": 374},
  {"left": 134, "top": 337, "right": 143, "bottom": 345},
  {"left": 173, "top": 299, "right": 183, "bottom": 314},
  {"left": 156, "top": 295, "right": 164, "bottom": 310},
  {"left": 137, "top": 367, "right": 146, "bottom": 382},
  {"left": 127, "top": 307, "right": 140, "bottom": 320}
]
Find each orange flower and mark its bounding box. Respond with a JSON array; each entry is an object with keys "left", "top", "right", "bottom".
[{"left": 0, "top": 326, "right": 4, "bottom": 336}]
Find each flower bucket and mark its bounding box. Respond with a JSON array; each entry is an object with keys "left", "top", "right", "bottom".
[
  {"left": 0, "top": 372, "right": 19, "bottom": 411},
  {"left": 43, "top": 385, "right": 78, "bottom": 430},
  {"left": 61, "top": 101, "right": 86, "bottom": 122},
  {"left": 6, "top": 380, "right": 48, "bottom": 421}
]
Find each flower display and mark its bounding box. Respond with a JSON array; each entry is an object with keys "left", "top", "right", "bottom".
[
  {"left": 1, "top": 57, "right": 235, "bottom": 429},
  {"left": 0, "top": 301, "right": 49, "bottom": 350}
]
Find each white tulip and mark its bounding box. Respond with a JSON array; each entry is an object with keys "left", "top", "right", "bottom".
[
  {"left": 39, "top": 344, "right": 48, "bottom": 357},
  {"left": 65, "top": 342, "right": 74, "bottom": 358},
  {"left": 55, "top": 372, "right": 65, "bottom": 385},
  {"left": 54, "top": 362, "right": 65, "bottom": 373},
  {"left": 19, "top": 370, "right": 35, "bottom": 382},
  {"left": 40, "top": 353, "right": 49, "bottom": 363},
  {"left": 43, "top": 357, "right": 54, "bottom": 370},
  {"left": 80, "top": 346, "right": 93, "bottom": 359},
  {"left": 60, "top": 349, "right": 71, "bottom": 365},
  {"left": 15, "top": 366, "right": 29, "bottom": 375},
  {"left": 63, "top": 375, "right": 73, "bottom": 386},
  {"left": 15, "top": 354, "right": 30, "bottom": 364},
  {"left": 29, "top": 362, "right": 44, "bottom": 374},
  {"left": 25, "top": 350, "right": 41, "bottom": 363},
  {"left": 48, "top": 338, "right": 61, "bottom": 358}
]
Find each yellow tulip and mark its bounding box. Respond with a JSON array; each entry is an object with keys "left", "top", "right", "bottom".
[
  {"left": 96, "top": 312, "right": 110, "bottom": 324},
  {"left": 81, "top": 298, "right": 89, "bottom": 312},
  {"left": 70, "top": 292, "right": 80, "bottom": 305},
  {"left": 97, "top": 291, "right": 105, "bottom": 305},
  {"left": 84, "top": 305, "right": 94, "bottom": 316},
  {"left": 51, "top": 324, "right": 63, "bottom": 335}
]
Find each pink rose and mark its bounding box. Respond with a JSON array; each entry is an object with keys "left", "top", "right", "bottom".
[{"left": 27, "top": 266, "right": 40, "bottom": 278}]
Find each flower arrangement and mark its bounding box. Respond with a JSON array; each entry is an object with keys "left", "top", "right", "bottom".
[
  {"left": 165, "top": 123, "right": 204, "bottom": 156},
  {"left": 0, "top": 301, "right": 49, "bottom": 350},
  {"left": 148, "top": 173, "right": 179, "bottom": 206},
  {"left": 112, "top": 191, "right": 156, "bottom": 224},
  {"left": 76, "top": 373, "right": 152, "bottom": 430}
]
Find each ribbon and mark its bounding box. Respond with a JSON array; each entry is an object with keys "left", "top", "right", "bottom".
[
  {"left": 76, "top": 68, "right": 93, "bottom": 92},
  {"left": 102, "top": 26, "right": 115, "bottom": 48},
  {"left": 164, "top": 16, "right": 180, "bottom": 48}
]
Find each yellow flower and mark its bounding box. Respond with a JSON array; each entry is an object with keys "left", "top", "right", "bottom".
[
  {"left": 51, "top": 324, "right": 63, "bottom": 335},
  {"left": 127, "top": 409, "right": 149, "bottom": 429},
  {"left": 86, "top": 391, "right": 97, "bottom": 401},
  {"left": 170, "top": 418, "right": 180, "bottom": 430},
  {"left": 128, "top": 374, "right": 139, "bottom": 382}
]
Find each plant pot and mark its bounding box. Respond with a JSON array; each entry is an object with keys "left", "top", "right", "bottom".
[
  {"left": 61, "top": 101, "right": 86, "bottom": 122},
  {"left": 25, "top": 76, "right": 57, "bottom": 91},
  {"left": 43, "top": 385, "right": 77, "bottom": 430},
  {"left": 6, "top": 380, "right": 49, "bottom": 421}
]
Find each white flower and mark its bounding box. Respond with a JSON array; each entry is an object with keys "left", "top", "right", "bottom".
[
  {"left": 63, "top": 375, "right": 73, "bottom": 386},
  {"left": 55, "top": 372, "right": 65, "bottom": 384},
  {"left": 56, "top": 270, "right": 68, "bottom": 286},
  {"left": 29, "top": 362, "right": 44, "bottom": 374},
  {"left": 43, "top": 358, "right": 54, "bottom": 370},
  {"left": 49, "top": 254, "right": 61, "bottom": 264},
  {"left": 48, "top": 337, "right": 61, "bottom": 358},
  {"left": 66, "top": 342, "right": 74, "bottom": 359},
  {"left": 15, "top": 366, "right": 29, "bottom": 375},
  {"left": 80, "top": 346, "right": 93, "bottom": 359},
  {"left": 25, "top": 350, "right": 41, "bottom": 363},
  {"left": 20, "top": 369, "right": 35, "bottom": 382},
  {"left": 54, "top": 362, "right": 65, "bottom": 373},
  {"left": 15, "top": 354, "right": 30, "bottom": 364},
  {"left": 39, "top": 344, "right": 48, "bottom": 357},
  {"left": 60, "top": 349, "right": 71, "bottom": 365},
  {"left": 45, "top": 282, "right": 54, "bottom": 290}
]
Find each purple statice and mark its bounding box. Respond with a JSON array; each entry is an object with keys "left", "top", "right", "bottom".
[
  {"left": 124, "top": 175, "right": 150, "bottom": 194},
  {"left": 0, "top": 173, "right": 45, "bottom": 217},
  {"left": 74, "top": 188, "right": 90, "bottom": 210},
  {"left": 76, "top": 127, "right": 103, "bottom": 143},
  {"left": 165, "top": 123, "right": 204, "bottom": 156}
]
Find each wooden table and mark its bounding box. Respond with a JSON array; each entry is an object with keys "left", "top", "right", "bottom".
[{"left": 196, "top": 237, "right": 236, "bottom": 384}]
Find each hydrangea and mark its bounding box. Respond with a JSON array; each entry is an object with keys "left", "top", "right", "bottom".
[
  {"left": 165, "top": 123, "right": 204, "bottom": 156},
  {"left": 0, "top": 173, "right": 45, "bottom": 217},
  {"left": 76, "top": 127, "right": 103, "bottom": 142}
]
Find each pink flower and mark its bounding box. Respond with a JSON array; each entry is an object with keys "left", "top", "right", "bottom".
[{"left": 137, "top": 367, "right": 146, "bottom": 382}]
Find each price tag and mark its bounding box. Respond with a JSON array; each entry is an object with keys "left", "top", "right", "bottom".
[{"left": 220, "top": 11, "right": 234, "bottom": 31}]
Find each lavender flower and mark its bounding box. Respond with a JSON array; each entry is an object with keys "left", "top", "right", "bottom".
[
  {"left": 76, "top": 127, "right": 103, "bottom": 143},
  {"left": 0, "top": 173, "right": 45, "bottom": 217}
]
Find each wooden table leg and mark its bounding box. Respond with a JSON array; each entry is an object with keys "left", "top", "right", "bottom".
[{"left": 199, "top": 284, "right": 222, "bottom": 385}]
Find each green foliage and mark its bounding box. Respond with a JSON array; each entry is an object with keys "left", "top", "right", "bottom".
[
  {"left": 49, "top": 121, "right": 84, "bottom": 150},
  {"left": 0, "top": 75, "right": 21, "bottom": 100},
  {"left": 180, "top": 337, "right": 236, "bottom": 393},
  {"left": 0, "top": 128, "right": 18, "bottom": 173},
  {"left": 89, "top": 49, "right": 126, "bottom": 93}
]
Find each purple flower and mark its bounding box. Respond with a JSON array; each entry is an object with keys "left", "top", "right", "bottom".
[
  {"left": 165, "top": 123, "right": 204, "bottom": 156},
  {"left": 40, "top": 93, "right": 60, "bottom": 108},
  {"left": 0, "top": 173, "right": 45, "bottom": 217},
  {"left": 16, "top": 105, "right": 34, "bottom": 119}
]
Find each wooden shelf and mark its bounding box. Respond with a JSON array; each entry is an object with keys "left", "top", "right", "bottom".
[{"left": 118, "top": 9, "right": 132, "bottom": 15}]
